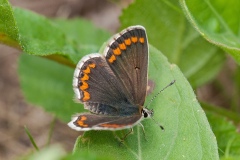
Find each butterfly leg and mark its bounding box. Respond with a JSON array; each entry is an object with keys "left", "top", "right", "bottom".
[
  {"left": 139, "top": 123, "right": 148, "bottom": 142},
  {"left": 120, "top": 128, "right": 133, "bottom": 143}
]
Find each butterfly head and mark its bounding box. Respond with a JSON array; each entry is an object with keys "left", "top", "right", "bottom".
[
  {"left": 142, "top": 108, "right": 154, "bottom": 118},
  {"left": 142, "top": 107, "right": 164, "bottom": 130}
]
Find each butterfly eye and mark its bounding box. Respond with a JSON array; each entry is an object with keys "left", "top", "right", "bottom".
[
  {"left": 142, "top": 109, "right": 149, "bottom": 118},
  {"left": 144, "top": 111, "right": 148, "bottom": 118},
  {"left": 144, "top": 112, "right": 148, "bottom": 118}
]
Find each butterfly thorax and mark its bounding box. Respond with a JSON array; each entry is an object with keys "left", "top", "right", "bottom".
[{"left": 85, "top": 102, "right": 142, "bottom": 116}]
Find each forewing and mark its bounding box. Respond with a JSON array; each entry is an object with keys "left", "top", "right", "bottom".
[
  {"left": 73, "top": 53, "right": 131, "bottom": 105},
  {"left": 104, "top": 26, "right": 148, "bottom": 106}
]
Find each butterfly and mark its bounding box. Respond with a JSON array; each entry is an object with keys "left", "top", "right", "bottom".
[{"left": 68, "top": 25, "right": 164, "bottom": 131}]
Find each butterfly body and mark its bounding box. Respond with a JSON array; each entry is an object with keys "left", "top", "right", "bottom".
[{"left": 85, "top": 102, "right": 141, "bottom": 116}]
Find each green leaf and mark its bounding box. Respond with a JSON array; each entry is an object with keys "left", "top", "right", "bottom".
[
  {"left": 74, "top": 45, "right": 218, "bottom": 160},
  {"left": 204, "top": 104, "right": 240, "bottom": 159},
  {"left": 221, "top": 156, "right": 240, "bottom": 160},
  {"left": 120, "top": 0, "right": 225, "bottom": 88},
  {"left": 180, "top": 0, "right": 240, "bottom": 64},
  {"left": 13, "top": 8, "right": 111, "bottom": 62},
  {"left": 63, "top": 151, "right": 113, "bottom": 160},
  {"left": 53, "top": 19, "right": 111, "bottom": 64},
  {"left": 13, "top": 8, "right": 70, "bottom": 56},
  {"left": 18, "top": 54, "right": 83, "bottom": 122},
  {"left": 0, "top": 0, "right": 19, "bottom": 47},
  {"left": 0, "top": 1, "right": 110, "bottom": 63}
]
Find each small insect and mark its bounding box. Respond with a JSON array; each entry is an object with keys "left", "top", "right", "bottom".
[{"left": 68, "top": 25, "right": 175, "bottom": 134}]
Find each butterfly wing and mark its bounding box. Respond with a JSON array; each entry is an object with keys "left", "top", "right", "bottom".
[
  {"left": 73, "top": 53, "right": 141, "bottom": 116},
  {"left": 68, "top": 113, "right": 142, "bottom": 131},
  {"left": 73, "top": 53, "right": 126, "bottom": 104},
  {"left": 104, "top": 26, "right": 148, "bottom": 106}
]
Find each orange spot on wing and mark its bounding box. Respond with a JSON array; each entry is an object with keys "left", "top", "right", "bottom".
[
  {"left": 119, "top": 43, "right": 126, "bottom": 50},
  {"left": 139, "top": 37, "right": 144, "bottom": 43},
  {"left": 80, "top": 116, "right": 87, "bottom": 120},
  {"left": 77, "top": 116, "right": 88, "bottom": 127},
  {"left": 108, "top": 55, "right": 116, "bottom": 63},
  {"left": 83, "top": 67, "right": 90, "bottom": 74},
  {"left": 131, "top": 36, "right": 138, "bottom": 43},
  {"left": 89, "top": 63, "right": 96, "bottom": 68},
  {"left": 100, "top": 123, "right": 126, "bottom": 128},
  {"left": 80, "top": 81, "right": 89, "bottom": 90},
  {"left": 124, "top": 38, "right": 131, "bottom": 46},
  {"left": 82, "top": 91, "right": 90, "bottom": 101},
  {"left": 81, "top": 74, "right": 89, "bottom": 81},
  {"left": 113, "top": 47, "right": 121, "bottom": 55}
]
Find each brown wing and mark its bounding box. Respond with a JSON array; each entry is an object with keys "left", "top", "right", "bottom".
[
  {"left": 68, "top": 113, "right": 142, "bottom": 131},
  {"left": 104, "top": 26, "right": 148, "bottom": 106}
]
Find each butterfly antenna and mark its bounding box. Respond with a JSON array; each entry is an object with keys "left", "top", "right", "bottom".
[
  {"left": 151, "top": 116, "right": 165, "bottom": 130},
  {"left": 145, "top": 80, "right": 176, "bottom": 108}
]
